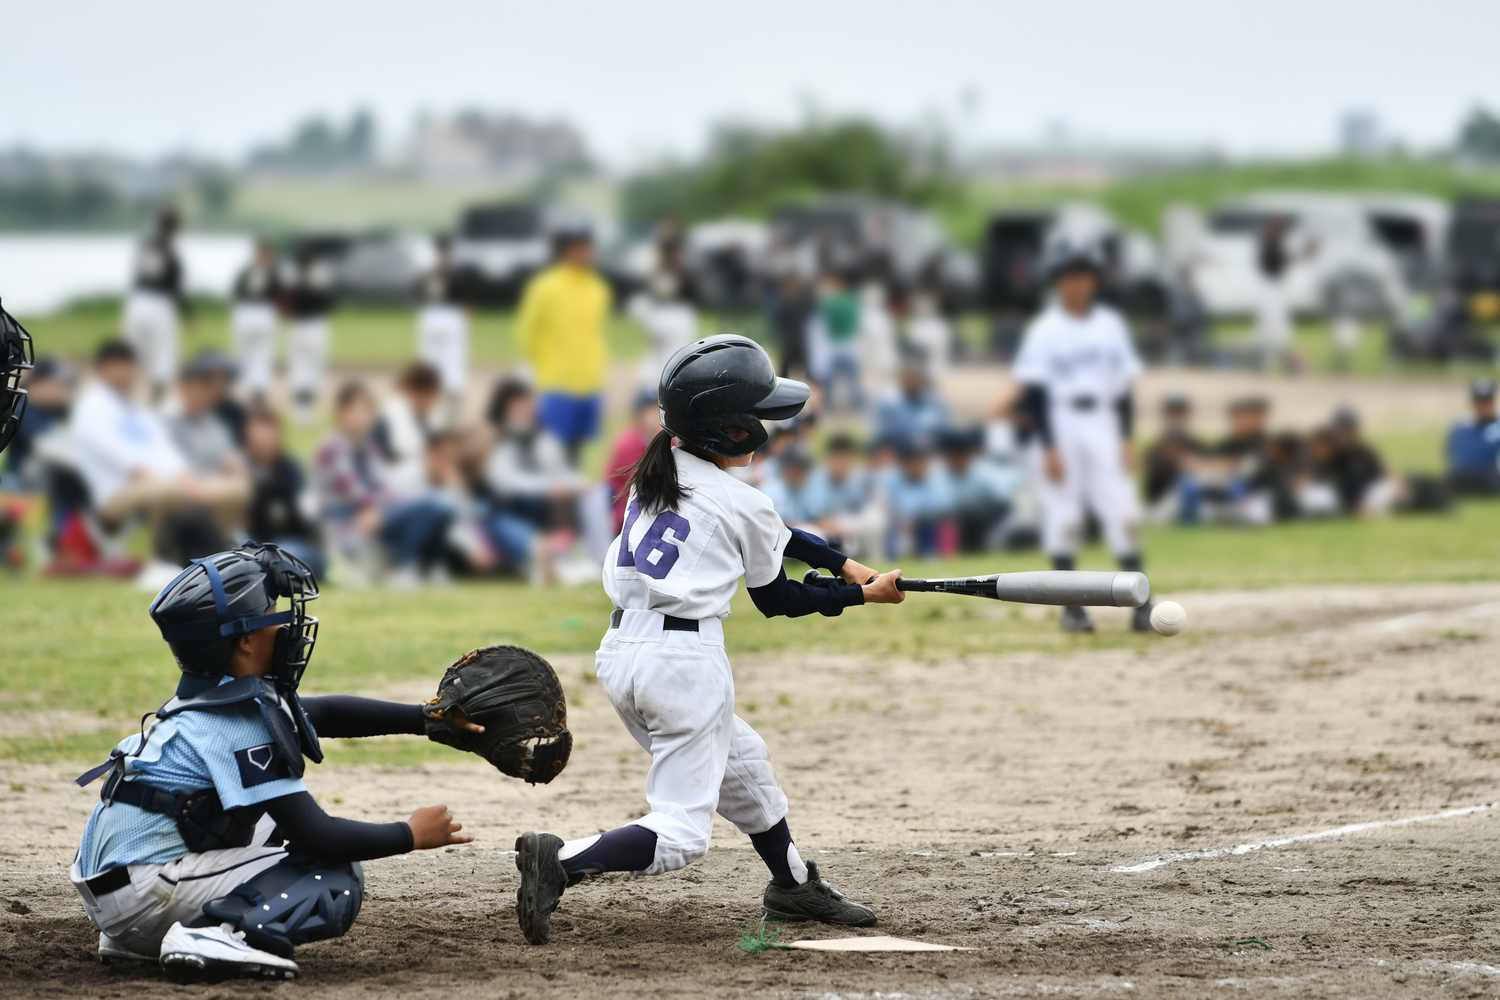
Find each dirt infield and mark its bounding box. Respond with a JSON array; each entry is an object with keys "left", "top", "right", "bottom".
[{"left": 5, "top": 582, "right": 1500, "bottom": 998}]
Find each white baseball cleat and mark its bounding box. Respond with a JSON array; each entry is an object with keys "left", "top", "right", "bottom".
[
  {"left": 158, "top": 921, "right": 298, "bottom": 980},
  {"left": 98, "top": 932, "right": 156, "bottom": 965}
]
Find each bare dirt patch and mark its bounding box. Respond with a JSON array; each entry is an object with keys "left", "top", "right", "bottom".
[{"left": 5, "top": 583, "right": 1500, "bottom": 998}]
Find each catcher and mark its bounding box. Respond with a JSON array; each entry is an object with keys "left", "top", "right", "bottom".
[{"left": 71, "top": 542, "right": 570, "bottom": 980}]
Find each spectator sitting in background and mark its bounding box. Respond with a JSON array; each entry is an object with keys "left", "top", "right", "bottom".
[
  {"left": 313, "top": 380, "right": 453, "bottom": 586},
  {"left": 874, "top": 350, "right": 951, "bottom": 444},
  {"left": 243, "top": 404, "right": 325, "bottom": 579},
  {"left": 605, "top": 389, "right": 659, "bottom": 533},
  {"left": 1319, "top": 407, "right": 1399, "bottom": 516},
  {"left": 885, "top": 435, "right": 952, "bottom": 558},
  {"left": 761, "top": 448, "right": 827, "bottom": 527},
  {"left": 1446, "top": 377, "right": 1500, "bottom": 495},
  {"left": 188, "top": 350, "right": 246, "bottom": 446},
  {"left": 1143, "top": 394, "right": 1206, "bottom": 513},
  {"left": 938, "top": 427, "right": 1011, "bottom": 552},
  {"left": 168, "top": 356, "right": 246, "bottom": 481},
  {"left": 482, "top": 376, "right": 583, "bottom": 531},
  {"left": 813, "top": 432, "right": 885, "bottom": 558},
  {"left": 2, "top": 356, "right": 74, "bottom": 487},
  {"left": 70, "top": 339, "right": 240, "bottom": 569},
  {"left": 376, "top": 361, "right": 445, "bottom": 494}
]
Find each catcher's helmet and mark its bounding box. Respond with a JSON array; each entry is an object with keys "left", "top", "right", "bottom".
[
  {"left": 149, "top": 542, "right": 320, "bottom": 689},
  {"left": 658, "top": 334, "right": 809, "bottom": 457},
  {"left": 0, "top": 299, "right": 35, "bottom": 455},
  {"left": 1042, "top": 238, "right": 1106, "bottom": 283}
]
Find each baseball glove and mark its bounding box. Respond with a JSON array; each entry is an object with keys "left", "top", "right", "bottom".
[{"left": 423, "top": 645, "right": 572, "bottom": 784}]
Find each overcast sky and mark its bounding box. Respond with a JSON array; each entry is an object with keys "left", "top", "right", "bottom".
[{"left": 5, "top": 0, "right": 1496, "bottom": 166}]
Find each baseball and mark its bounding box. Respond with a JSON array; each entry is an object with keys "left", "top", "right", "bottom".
[{"left": 1149, "top": 600, "right": 1186, "bottom": 636}]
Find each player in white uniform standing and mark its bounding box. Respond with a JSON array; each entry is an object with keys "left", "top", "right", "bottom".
[
  {"left": 230, "top": 240, "right": 282, "bottom": 400},
  {"left": 1014, "top": 240, "right": 1154, "bottom": 633},
  {"left": 514, "top": 334, "right": 905, "bottom": 945},
  {"left": 414, "top": 234, "right": 469, "bottom": 411},
  {"left": 123, "top": 207, "right": 188, "bottom": 401}
]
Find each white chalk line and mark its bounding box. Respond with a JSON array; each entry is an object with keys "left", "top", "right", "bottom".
[{"left": 1112, "top": 802, "right": 1495, "bottom": 874}]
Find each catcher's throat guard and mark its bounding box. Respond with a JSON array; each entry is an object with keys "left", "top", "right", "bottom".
[{"left": 423, "top": 645, "right": 572, "bottom": 784}]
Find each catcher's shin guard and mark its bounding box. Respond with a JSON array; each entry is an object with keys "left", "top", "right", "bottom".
[{"left": 202, "top": 856, "right": 364, "bottom": 959}]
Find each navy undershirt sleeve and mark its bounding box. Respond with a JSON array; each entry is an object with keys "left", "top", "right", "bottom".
[
  {"left": 1019, "top": 383, "right": 1053, "bottom": 446},
  {"left": 1115, "top": 390, "right": 1135, "bottom": 439},
  {"left": 783, "top": 528, "right": 849, "bottom": 573},
  {"left": 748, "top": 569, "right": 864, "bottom": 619},
  {"left": 265, "top": 791, "right": 414, "bottom": 862},
  {"left": 299, "top": 696, "right": 426, "bottom": 738}
]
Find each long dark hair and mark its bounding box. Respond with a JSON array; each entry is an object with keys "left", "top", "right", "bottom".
[{"left": 628, "top": 430, "right": 691, "bottom": 512}]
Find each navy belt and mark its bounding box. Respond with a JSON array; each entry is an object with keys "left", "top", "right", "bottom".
[
  {"left": 1070, "top": 396, "right": 1099, "bottom": 412},
  {"left": 610, "top": 609, "right": 699, "bottom": 632},
  {"left": 85, "top": 866, "right": 131, "bottom": 898}
]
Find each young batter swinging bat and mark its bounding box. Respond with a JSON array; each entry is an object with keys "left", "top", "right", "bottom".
[{"left": 806, "top": 570, "right": 1150, "bottom": 607}]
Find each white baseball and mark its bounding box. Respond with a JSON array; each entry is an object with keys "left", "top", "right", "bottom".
[{"left": 1149, "top": 600, "right": 1186, "bottom": 636}]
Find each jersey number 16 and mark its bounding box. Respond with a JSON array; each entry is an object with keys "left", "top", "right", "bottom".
[{"left": 616, "top": 501, "right": 691, "bottom": 580}]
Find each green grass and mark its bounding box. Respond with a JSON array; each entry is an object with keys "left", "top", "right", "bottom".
[
  {"left": 4, "top": 502, "right": 1499, "bottom": 763},
  {"left": 16, "top": 299, "right": 651, "bottom": 370}
]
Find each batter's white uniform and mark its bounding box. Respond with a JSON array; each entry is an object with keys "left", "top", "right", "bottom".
[
  {"left": 1014, "top": 303, "right": 1143, "bottom": 556},
  {"left": 599, "top": 449, "right": 792, "bottom": 874}
]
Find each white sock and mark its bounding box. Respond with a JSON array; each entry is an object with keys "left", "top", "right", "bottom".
[
  {"left": 558, "top": 834, "right": 600, "bottom": 861},
  {"left": 787, "top": 842, "right": 809, "bottom": 885}
]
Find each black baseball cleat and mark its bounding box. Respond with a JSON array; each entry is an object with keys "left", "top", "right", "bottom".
[
  {"left": 515, "top": 832, "right": 568, "bottom": 945},
  {"left": 1060, "top": 605, "right": 1095, "bottom": 634},
  {"left": 762, "top": 862, "right": 877, "bottom": 926},
  {"left": 1131, "top": 601, "right": 1155, "bottom": 633}
]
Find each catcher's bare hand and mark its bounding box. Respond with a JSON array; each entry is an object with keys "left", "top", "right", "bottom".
[
  {"left": 862, "top": 569, "right": 905, "bottom": 605},
  {"left": 408, "top": 804, "right": 473, "bottom": 850},
  {"left": 427, "top": 706, "right": 485, "bottom": 734}
]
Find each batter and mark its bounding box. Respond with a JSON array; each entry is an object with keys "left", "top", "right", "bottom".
[
  {"left": 514, "top": 334, "right": 905, "bottom": 945},
  {"left": 1015, "top": 240, "right": 1154, "bottom": 633}
]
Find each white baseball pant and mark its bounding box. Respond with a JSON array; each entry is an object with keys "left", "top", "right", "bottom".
[
  {"left": 594, "top": 610, "right": 789, "bottom": 875},
  {"left": 71, "top": 815, "right": 287, "bottom": 958},
  {"left": 416, "top": 305, "right": 468, "bottom": 396},
  {"left": 122, "top": 291, "right": 180, "bottom": 390},
  {"left": 1031, "top": 417, "right": 1140, "bottom": 557},
  {"left": 231, "top": 303, "right": 279, "bottom": 396}
]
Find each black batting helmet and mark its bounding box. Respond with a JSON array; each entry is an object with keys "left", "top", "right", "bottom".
[
  {"left": 149, "top": 542, "right": 320, "bottom": 689},
  {"left": 0, "top": 299, "right": 35, "bottom": 455},
  {"left": 658, "top": 334, "right": 809, "bottom": 457}
]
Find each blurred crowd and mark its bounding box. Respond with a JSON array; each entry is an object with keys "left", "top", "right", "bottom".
[{"left": 3, "top": 214, "right": 1498, "bottom": 587}]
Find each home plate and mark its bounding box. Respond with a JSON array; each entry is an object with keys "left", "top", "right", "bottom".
[{"left": 787, "top": 935, "right": 970, "bottom": 952}]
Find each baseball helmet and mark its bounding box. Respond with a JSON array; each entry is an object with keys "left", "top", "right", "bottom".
[
  {"left": 150, "top": 542, "right": 320, "bottom": 690},
  {"left": 658, "top": 334, "right": 809, "bottom": 457},
  {"left": 0, "top": 299, "right": 35, "bottom": 455},
  {"left": 1042, "top": 237, "right": 1106, "bottom": 282}
]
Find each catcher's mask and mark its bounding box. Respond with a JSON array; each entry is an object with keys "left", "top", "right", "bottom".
[
  {"left": 150, "top": 542, "right": 320, "bottom": 690},
  {"left": 0, "top": 299, "right": 35, "bottom": 455}
]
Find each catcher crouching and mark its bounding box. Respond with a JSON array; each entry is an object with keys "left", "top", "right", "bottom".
[{"left": 70, "top": 542, "right": 569, "bottom": 981}]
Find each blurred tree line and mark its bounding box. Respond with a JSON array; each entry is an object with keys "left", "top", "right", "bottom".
[
  {"left": 248, "top": 108, "right": 378, "bottom": 172},
  {"left": 621, "top": 116, "right": 958, "bottom": 230}
]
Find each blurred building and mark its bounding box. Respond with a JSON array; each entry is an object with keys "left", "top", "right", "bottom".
[{"left": 400, "top": 110, "right": 592, "bottom": 185}]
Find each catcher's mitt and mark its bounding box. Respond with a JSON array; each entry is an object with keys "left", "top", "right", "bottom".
[{"left": 423, "top": 645, "right": 571, "bottom": 784}]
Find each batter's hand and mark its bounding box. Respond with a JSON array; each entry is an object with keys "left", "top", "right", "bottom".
[
  {"left": 839, "top": 557, "right": 878, "bottom": 585},
  {"left": 862, "top": 569, "right": 905, "bottom": 605},
  {"left": 408, "top": 804, "right": 473, "bottom": 849},
  {"left": 1044, "top": 447, "right": 1065, "bottom": 483}
]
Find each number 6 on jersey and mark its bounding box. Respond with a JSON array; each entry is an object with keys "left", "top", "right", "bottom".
[{"left": 616, "top": 501, "right": 692, "bottom": 581}]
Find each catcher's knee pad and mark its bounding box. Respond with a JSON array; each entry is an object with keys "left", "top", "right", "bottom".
[{"left": 202, "top": 857, "right": 364, "bottom": 959}]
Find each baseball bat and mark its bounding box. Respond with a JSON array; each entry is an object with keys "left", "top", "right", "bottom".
[{"left": 895, "top": 570, "right": 1150, "bottom": 607}]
